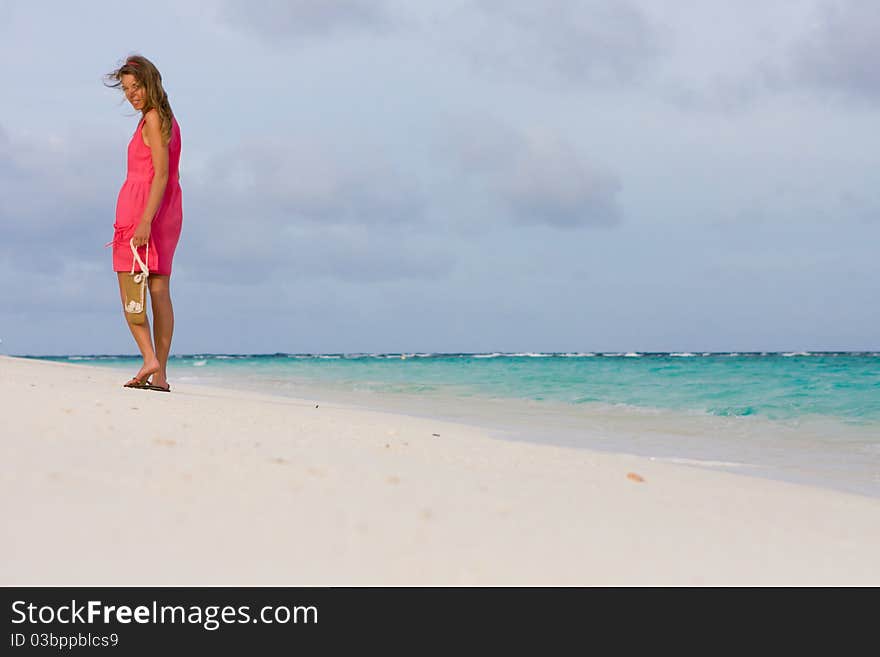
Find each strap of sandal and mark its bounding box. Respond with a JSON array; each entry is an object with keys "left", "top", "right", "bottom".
[{"left": 129, "top": 239, "right": 150, "bottom": 277}]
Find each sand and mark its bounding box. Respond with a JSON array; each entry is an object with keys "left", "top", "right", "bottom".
[{"left": 2, "top": 355, "right": 878, "bottom": 585}]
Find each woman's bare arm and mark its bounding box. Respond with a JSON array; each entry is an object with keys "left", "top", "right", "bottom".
[{"left": 132, "top": 109, "right": 169, "bottom": 247}]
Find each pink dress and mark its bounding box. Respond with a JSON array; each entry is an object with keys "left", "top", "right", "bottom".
[{"left": 108, "top": 114, "right": 183, "bottom": 275}]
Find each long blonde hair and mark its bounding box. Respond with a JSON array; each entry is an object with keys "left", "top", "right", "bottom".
[{"left": 105, "top": 54, "right": 174, "bottom": 143}]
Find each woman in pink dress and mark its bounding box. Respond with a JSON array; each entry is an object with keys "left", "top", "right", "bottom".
[{"left": 105, "top": 55, "right": 182, "bottom": 392}]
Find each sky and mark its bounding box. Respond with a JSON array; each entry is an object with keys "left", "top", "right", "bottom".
[{"left": 1, "top": 0, "right": 878, "bottom": 355}]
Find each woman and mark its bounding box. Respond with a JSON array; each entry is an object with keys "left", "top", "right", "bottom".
[{"left": 105, "top": 55, "right": 182, "bottom": 392}]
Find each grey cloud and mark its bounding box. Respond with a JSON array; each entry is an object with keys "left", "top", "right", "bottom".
[
  {"left": 171, "top": 214, "right": 456, "bottom": 293},
  {"left": 447, "top": 117, "right": 621, "bottom": 229},
  {"left": 0, "top": 123, "right": 141, "bottom": 330},
  {"left": 0, "top": 123, "right": 119, "bottom": 268},
  {"left": 0, "top": 258, "right": 110, "bottom": 315},
  {"left": 178, "top": 136, "right": 436, "bottom": 283},
  {"left": 0, "top": 116, "right": 443, "bottom": 299},
  {"left": 463, "top": 0, "right": 662, "bottom": 86},
  {"left": 192, "top": 137, "right": 423, "bottom": 227},
  {"left": 501, "top": 136, "right": 620, "bottom": 228},
  {"left": 284, "top": 224, "right": 455, "bottom": 283},
  {"left": 0, "top": 123, "right": 452, "bottom": 332},
  {"left": 838, "top": 189, "right": 880, "bottom": 224},
  {"left": 791, "top": 1, "right": 880, "bottom": 100},
  {"left": 216, "top": 0, "right": 394, "bottom": 40},
  {"left": 177, "top": 218, "right": 455, "bottom": 287},
  {"left": 660, "top": 72, "right": 776, "bottom": 114}
]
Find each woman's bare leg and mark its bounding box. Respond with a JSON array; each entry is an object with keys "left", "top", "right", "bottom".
[
  {"left": 117, "top": 272, "right": 159, "bottom": 384},
  {"left": 147, "top": 274, "right": 174, "bottom": 388}
]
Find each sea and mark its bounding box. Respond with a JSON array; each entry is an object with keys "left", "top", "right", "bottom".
[{"left": 30, "top": 351, "right": 880, "bottom": 498}]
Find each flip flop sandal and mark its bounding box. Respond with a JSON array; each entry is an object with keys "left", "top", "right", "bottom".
[
  {"left": 123, "top": 377, "right": 151, "bottom": 389},
  {"left": 145, "top": 383, "right": 171, "bottom": 392}
]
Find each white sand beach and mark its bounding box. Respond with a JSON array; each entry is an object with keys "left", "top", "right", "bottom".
[{"left": 2, "top": 355, "right": 878, "bottom": 586}]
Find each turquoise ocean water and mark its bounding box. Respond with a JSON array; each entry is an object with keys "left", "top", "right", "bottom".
[{"left": 30, "top": 352, "right": 880, "bottom": 497}]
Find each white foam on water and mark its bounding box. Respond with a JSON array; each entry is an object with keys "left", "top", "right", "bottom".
[
  {"left": 670, "top": 352, "right": 696, "bottom": 357},
  {"left": 650, "top": 456, "right": 757, "bottom": 469},
  {"left": 192, "top": 360, "right": 207, "bottom": 367}
]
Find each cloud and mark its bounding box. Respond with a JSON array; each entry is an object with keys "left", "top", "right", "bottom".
[
  {"left": 197, "top": 138, "right": 423, "bottom": 226},
  {"left": 460, "top": 0, "right": 662, "bottom": 86},
  {"left": 0, "top": 118, "right": 440, "bottom": 294},
  {"left": 447, "top": 117, "right": 622, "bottom": 229},
  {"left": 791, "top": 1, "right": 880, "bottom": 100},
  {"left": 176, "top": 135, "right": 438, "bottom": 283},
  {"left": 175, "top": 218, "right": 455, "bottom": 286},
  {"left": 280, "top": 223, "right": 456, "bottom": 283},
  {"left": 0, "top": 123, "right": 120, "bottom": 268},
  {"left": 0, "top": 257, "right": 109, "bottom": 315},
  {"left": 838, "top": 189, "right": 880, "bottom": 224},
  {"left": 215, "top": 0, "right": 394, "bottom": 40}
]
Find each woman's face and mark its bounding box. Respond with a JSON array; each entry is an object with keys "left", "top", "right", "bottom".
[{"left": 120, "top": 73, "right": 145, "bottom": 111}]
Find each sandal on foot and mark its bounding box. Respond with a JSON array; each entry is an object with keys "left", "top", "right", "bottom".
[
  {"left": 123, "top": 377, "right": 151, "bottom": 389},
  {"left": 145, "top": 382, "right": 171, "bottom": 392}
]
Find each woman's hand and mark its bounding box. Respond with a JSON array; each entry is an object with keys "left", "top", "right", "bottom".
[{"left": 132, "top": 220, "right": 152, "bottom": 248}]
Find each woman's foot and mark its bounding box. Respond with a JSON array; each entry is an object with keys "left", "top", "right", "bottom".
[
  {"left": 147, "top": 372, "right": 170, "bottom": 392},
  {"left": 123, "top": 359, "right": 160, "bottom": 388}
]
